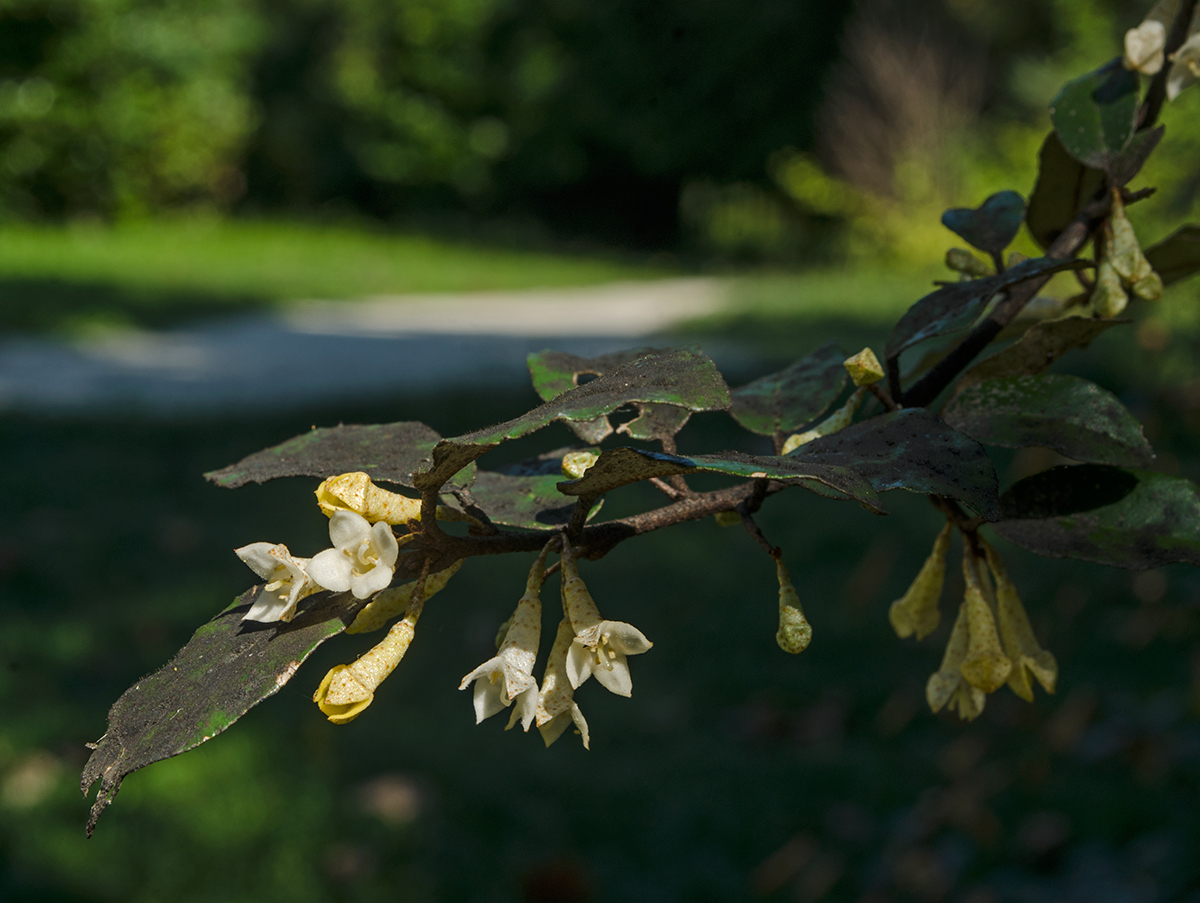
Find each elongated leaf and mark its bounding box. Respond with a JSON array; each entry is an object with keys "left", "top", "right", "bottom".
[
  {"left": 204, "top": 421, "right": 474, "bottom": 490},
  {"left": 1026, "top": 132, "right": 1107, "bottom": 250},
  {"left": 729, "top": 342, "right": 846, "bottom": 436},
  {"left": 1049, "top": 60, "right": 1139, "bottom": 171},
  {"left": 956, "top": 316, "right": 1125, "bottom": 394},
  {"left": 943, "top": 374, "right": 1153, "bottom": 467},
  {"left": 885, "top": 257, "right": 1090, "bottom": 361},
  {"left": 81, "top": 588, "right": 364, "bottom": 836},
  {"left": 527, "top": 347, "right": 699, "bottom": 442},
  {"left": 556, "top": 446, "right": 881, "bottom": 511},
  {"left": 993, "top": 465, "right": 1200, "bottom": 568},
  {"left": 415, "top": 349, "right": 730, "bottom": 490},
  {"left": 941, "top": 191, "right": 1025, "bottom": 257},
  {"left": 1145, "top": 225, "right": 1200, "bottom": 286},
  {"left": 786, "top": 409, "right": 1001, "bottom": 519},
  {"left": 470, "top": 451, "right": 601, "bottom": 529}
]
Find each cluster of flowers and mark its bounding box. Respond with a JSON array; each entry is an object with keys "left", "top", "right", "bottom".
[
  {"left": 234, "top": 471, "right": 652, "bottom": 747},
  {"left": 889, "top": 525, "right": 1058, "bottom": 721},
  {"left": 1124, "top": 0, "right": 1200, "bottom": 97}
]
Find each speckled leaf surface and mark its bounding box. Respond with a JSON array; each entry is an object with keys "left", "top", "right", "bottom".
[
  {"left": 81, "top": 588, "right": 363, "bottom": 836},
  {"left": 1145, "top": 225, "right": 1200, "bottom": 286},
  {"left": 943, "top": 374, "right": 1153, "bottom": 467},
  {"left": 786, "top": 409, "right": 1001, "bottom": 519},
  {"left": 993, "top": 465, "right": 1200, "bottom": 568},
  {"left": 1049, "top": 59, "right": 1139, "bottom": 171},
  {"left": 470, "top": 451, "right": 602, "bottom": 529},
  {"left": 729, "top": 343, "right": 846, "bottom": 436},
  {"left": 416, "top": 348, "right": 730, "bottom": 490},
  {"left": 956, "top": 317, "right": 1124, "bottom": 394},
  {"left": 941, "top": 191, "right": 1025, "bottom": 257},
  {"left": 556, "top": 446, "right": 881, "bottom": 510},
  {"left": 1026, "top": 131, "right": 1107, "bottom": 250},
  {"left": 885, "top": 258, "right": 1089, "bottom": 361},
  {"left": 205, "top": 421, "right": 474, "bottom": 490}
]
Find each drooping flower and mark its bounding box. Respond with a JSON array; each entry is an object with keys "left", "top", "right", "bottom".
[
  {"left": 958, "top": 547, "right": 1013, "bottom": 694},
  {"left": 982, "top": 541, "right": 1058, "bottom": 702},
  {"left": 235, "top": 542, "right": 316, "bottom": 623},
  {"left": 458, "top": 540, "right": 553, "bottom": 730},
  {"left": 889, "top": 523, "right": 952, "bottom": 641},
  {"left": 307, "top": 510, "right": 399, "bottom": 599},
  {"left": 535, "top": 618, "right": 591, "bottom": 748},
  {"left": 775, "top": 558, "right": 812, "bottom": 654},
  {"left": 926, "top": 600, "right": 986, "bottom": 721},
  {"left": 1167, "top": 32, "right": 1200, "bottom": 100},
  {"left": 560, "top": 540, "right": 652, "bottom": 697}
]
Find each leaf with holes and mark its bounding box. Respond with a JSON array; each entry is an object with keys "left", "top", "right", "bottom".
[
  {"left": 941, "top": 191, "right": 1025, "bottom": 257},
  {"left": 729, "top": 343, "right": 847, "bottom": 437},
  {"left": 416, "top": 348, "right": 730, "bottom": 490},
  {"left": 1145, "top": 225, "right": 1200, "bottom": 286},
  {"left": 956, "top": 317, "right": 1125, "bottom": 394},
  {"left": 786, "top": 409, "right": 1001, "bottom": 519},
  {"left": 885, "top": 257, "right": 1090, "bottom": 362},
  {"left": 993, "top": 465, "right": 1200, "bottom": 568},
  {"left": 556, "top": 446, "right": 881, "bottom": 511},
  {"left": 1049, "top": 59, "right": 1139, "bottom": 171},
  {"left": 81, "top": 588, "right": 364, "bottom": 836},
  {"left": 204, "top": 421, "right": 473, "bottom": 490},
  {"left": 943, "top": 374, "right": 1153, "bottom": 467}
]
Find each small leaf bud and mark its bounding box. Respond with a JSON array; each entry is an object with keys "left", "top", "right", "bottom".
[{"left": 843, "top": 348, "right": 885, "bottom": 387}]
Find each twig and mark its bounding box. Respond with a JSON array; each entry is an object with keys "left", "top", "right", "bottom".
[{"left": 737, "top": 506, "right": 778, "bottom": 557}]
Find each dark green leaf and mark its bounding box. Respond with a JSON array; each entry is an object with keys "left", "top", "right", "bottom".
[
  {"left": 204, "top": 421, "right": 474, "bottom": 490},
  {"left": 556, "top": 446, "right": 882, "bottom": 511},
  {"left": 1026, "top": 131, "right": 1107, "bottom": 250},
  {"left": 81, "top": 588, "right": 364, "bottom": 836},
  {"left": 943, "top": 374, "right": 1153, "bottom": 467},
  {"left": 993, "top": 466, "right": 1200, "bottom": 568},
  {"left": 1145, "top": 224, "right": 1200, "bottom": 286},
  {"left": 416, "top": 348, "right": 730, "bottom": 490},
  {"left": 1049, "top": 59, "right": 1139, "bottom": 171},
  {"left": 1108, "top": 125, "right": 1164, "bottom": 186},
  {"left": 941, "top": 191, "right": 1025, "bottom": 257},
  {"left": 956, "top": 316, "right": 1125, "bottom": 393},
  {"left": 885, "top": 257, "right": 1090, "bottom": 361},
  {"left": 469, "top": 451, "right": 601, "bottom": 530},
  {"left": 729, "top": 342, "right": 847, "bottom": 436},
  {"left": 787, "top": 409, "right": 1001, "bottom": 519}
]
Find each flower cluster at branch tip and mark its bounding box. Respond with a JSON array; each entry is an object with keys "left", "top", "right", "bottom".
[
  {"left": 889, "top": 523, "right": 951, "bottom": 641},
  {"left": 775, "top": 558, "right": 812, "bottom": 654},
  {"left": 535, "top": 618, "right": 591, "bottom": 748},
  {"left": 235, "top": 542, "right": 317, "bottom": 623}
]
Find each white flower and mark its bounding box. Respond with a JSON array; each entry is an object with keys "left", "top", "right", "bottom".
[
  {"left": 307, "top": 510, "right": 399, "bottom": 599},
  {"left": 560, "top": 540, "right": 652, "bottom": 697},
  {"left": 458, "top": 543, "right": 550, "bottom": 730},
  {"left": 1167, "top": 32, "right": 1200, "bottom": 100},
  {"left": 536, "top": 618, "right": 591, "bottom": 749},
  {"left": 235, "top": 542, "right": 315, "bottom": 623},
  {"left": 1125, "top": 19, "right": 1166, "bottom": 75}
]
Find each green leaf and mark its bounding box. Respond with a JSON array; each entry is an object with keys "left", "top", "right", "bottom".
[
  {"left": 416, "top": 348, "right": 730, "bottom": 491},
  {"left": 941, "top": 190, "right": 1025, "bottom": 257},
  {"left": 556, "top": 446, "right": 882, "bottom": 511},
  {"left": 81, "top": 588, "right": 364, "bottom": 836},
  {"left": 1049, "top": 59, "right": 1139, "bottom": 171},
  {"left": 786, "top": 409, "right": 1001, "bottom": 519},
  {"left": 1145, "top": 224, "right": 1200, "bottom": 286},
  {"left": 942, "top": 374, "right": 1153, "bottom": 467},
  {"left": 1108, "top": 125, "right": 1164, "bottom": 186},
  {"left": 204, "top": 421, "right": 474, "bottom": 490},
  {"left": 729, "top": 342, "right": 847, "bottom": 436},
  {"left": 993, "top": 465, "right": 1200, "bottom": 569},
  {"left": 1026, "top": 131, "right": 1107, "bottom": 250},
  {"left": 468, "top": 451, "right": 602, "bottom": 530},
  {"left": 527, "top": 347, "right": 701, "bottom": 443},
  {"left": 956, "top": 316, "right": 1125, "bottom": 393},
  {"left": 885, "top": 257, "right": 1090, "bottom": 361}
]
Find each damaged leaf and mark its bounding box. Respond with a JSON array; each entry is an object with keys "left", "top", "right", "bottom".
[{"left": 729, "top": 343, "right": 847, "bottom": 436}]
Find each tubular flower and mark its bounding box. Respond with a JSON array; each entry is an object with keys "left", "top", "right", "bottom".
[
  {"left": 235, "top": 542, "right": 316, "bottom": 623},
  {"left": 982, "top": 542, "right": 1058, "bottom": 702},
  {"left": 781, "top": 388, "right": 866, "bottom": 454},
  {"left": 313, "top": 565, "right": 429, "bottom": 724},
  {"left": 307, "top": 510, "right": 399, "bottom": 599},
  {"left": 316, "top": 471, "right": 477, "bottom": 526},
  {"left": 958, "top": 547, "right": 1013, "bottom": 694},
  {"left": 560, "top": 540, "right": 653, "bottom": 696},
  {"left": 889, "top": 523, "right": 952, "bottom": 641},
  {"left": 926, "top": 601, "right": 987, "bottom": 721},
  {"left": 1107, "top": 192, "right": 1163, "bottom": 302},
  {"left": 775, "top": 558, "right": 812, "bottom": 654},
  {"left": 458, "top": 540, "right": 554, "bottom": 730},
  {"left": 535, "top": 618, "right": 591, "bottom": 749},
  {"left": 1091, "top": 258, "right": 1129, "bottom": 318}
]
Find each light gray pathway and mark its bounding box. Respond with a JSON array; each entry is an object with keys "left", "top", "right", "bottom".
[{"left": 0, "top": 278, "right": 733, "bottom": 415}]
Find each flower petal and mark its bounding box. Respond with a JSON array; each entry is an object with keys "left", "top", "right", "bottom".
[
  {"left": 308, "top": 548, "right": 354, "bottom": 592},
  {"left": 245, "top": 587, "right": 290, "bottom": 623},
  {"left": 565, "top": 641, "right": 594, "bottom": 690},
  {"left": 329, "top": 510, "right": 371, "bottom": 549},
  {"left": 235, "top": 542, "right": 286, "bottom": 580},
  {"left": 369, "top": 520, "right": 400, "bottom": 567},
  {"left": 590, "top": 652, "right": 633, "bottom": 697},
  {"left": 601, "top": 620, "right": 653, "bottom": 656},
  {"left": 350, "top": 561, "right": 394, "bottom": 598},
  {"left": 473, "top": 678, "right": 508, "bottom": 723}
]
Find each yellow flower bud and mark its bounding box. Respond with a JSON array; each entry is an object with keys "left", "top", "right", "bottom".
[
  {"left": 926, "top": 601, "right": 986, "bottom": 721},
  {"left": 945, "top": 247, "right": 993, "bottom": 277},
  {"left": 781, "top": 387, "right": 866, "bottom": 453},
  {"left": 889, "top": 523, "right": 951, "bottom": 641},
  {"left": 316, "top": 472, "right": 421, "bottom": 524},
  {"left": 314, "top": 613, "right": 418, "bottom": 724},
  {"left": 561, "top": 450, "right": 600, "bottom": 479},
  {"left": 843, "top": 348, "right": 885, "bottom": 387},
  {"left": 981, "top": 541, "right": 1057, "bottom": 702},
  {"left": 775, "top": 559, "right": 812, "bottom": 653},
  {"left": 958, "top": 549, "right": 1012, "bottom": 694}
]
